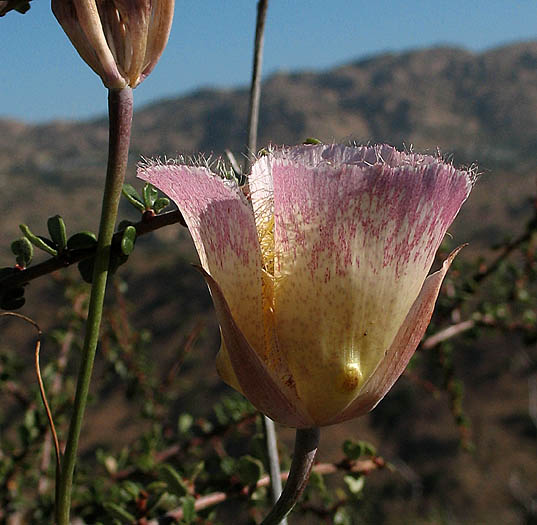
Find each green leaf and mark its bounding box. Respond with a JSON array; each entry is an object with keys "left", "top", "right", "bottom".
[
  {"left": 237, "top": 455, "right": 263, "bottom": 486},
  {"left": 19, "top": 224, "right": 57, "bottom": 257},
  {"left": 67, "top": 231, "right": 97, "bottom": 251},
  {"left": 143, "top": 184, "right": 158, "bottom": 209},
  {"left": 122, "top": 184, "right": 145, "bottom": 212},
  {"left": 121, "top": 480, "right": 140, "bottom": 500},
  {"left": 177, "top": 413, "right": 193, "bottom": 435},
  {"left": 120, "top": 225, "right": 136, "bottom": 256},
  {"left": 146, "top": 481, "right": 168, "bottom": 493},
  {"left": 109, "top": 250, "right": 129, "bottom": 275},
  {"left": 308, "top": 470, "right": 327, "bottom": 496},
  {"left": 181, "top": 495, "right": 196, "bottom": 523},
  {"left": 158, "top": 464, "right": 188, "bottom": 498},
  {"left": 47, "top": 215, "right": 67, "bottom": 251},
  {"left": 189, "top": 461, "right": 205, "bottom": 483},
  {"left": 343, "top": 440, "right": 362, "bottom": 459},
  {"left": 146, "top": 490, "right": 169, "bottom": 515},
  {"left": 344, "top": 474, "right": 365, "bottom": 495},
  {"left": 11, "top": 237, "right": 33, "bottom": 267},
  {"left": 153, "top": 197, "right": 170, "bottom": 214},
  {"left": 220, "top": 456, "right": 235, "bottom": 476},
  {"left": 334, "top": 507, "right": 352, "bottom": 525},
  {"left": 102, "top": 502, "right": 136, "bottom": 523},
  {"left": 342, "top": 439, "right": 376, "bottom": 460},
  {"left": 77, "top": 258, "right": 94, "bottom": 284},
  {"left": 303, "top": 137, "right": 323, "bottom": 145},
  {"left": 117, "top": 220, "right": 134, "bottom": 232},
  {"left": 1, "top": 286, "right": 25, "bottom": 310}
]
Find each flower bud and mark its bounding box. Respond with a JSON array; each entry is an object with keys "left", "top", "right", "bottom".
[{"left": 52, "top": 0, "right": 174, "bottom": 88}]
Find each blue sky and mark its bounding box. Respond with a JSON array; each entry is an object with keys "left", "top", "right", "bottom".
[{"left": 1, "top": 0, "right": 536, "bottom": 122}]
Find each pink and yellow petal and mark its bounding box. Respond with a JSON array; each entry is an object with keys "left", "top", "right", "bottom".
[
  {"left": 327, "top": 247, "right": 462, "bottom": 425},
  {"left": 137, "top": 163, "right": 267, "bottom": 368},
  {"left": 201, "top": 268, "right": 313, "bottom": 428},
  {"left": 269, "top": 148, "right": 472, "bottom": 425}
]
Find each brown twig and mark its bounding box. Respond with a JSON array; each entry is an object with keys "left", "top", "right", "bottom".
[
  {"left": 0, "top": 312, "right": 62, "bottom": 495},
  {"left": 39, "top": 327, "right": 74, "bottom": 495},
  {"left": 421, "top": 319, "right": 476, "bottom": 350},
  {"left": 528, "top": 374, "right": 537, "bottom": 432},
  {"left": 473, "top": 229, "right": 533, "bottom": 285}
]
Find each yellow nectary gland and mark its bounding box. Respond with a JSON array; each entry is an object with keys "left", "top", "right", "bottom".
[{"left": 336, "top": 362, "right": 363, "bottom": 394}]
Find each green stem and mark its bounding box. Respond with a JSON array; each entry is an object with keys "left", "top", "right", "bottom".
[
  {"left": 261, "top": 427, "right": 320, "bottom": 525},
  {"left": 55, "top": 86, "right": 133, "bottom": 525}
]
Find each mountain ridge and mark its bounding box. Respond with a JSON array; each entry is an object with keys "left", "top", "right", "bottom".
[{"left": 1, "top": 41, "right": 537, "bottom": 249}]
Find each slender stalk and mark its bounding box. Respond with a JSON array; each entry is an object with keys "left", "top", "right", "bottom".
[
  {"left": 244, "top": 0, "right": 269, "bottom": 173},
  {"left": 261, "top": 427, "right": 320, "bottom": 525},
  {"left": 55, "top": 86, "right": 133, "bottom": 525},
  {"left": 244, "top": 1, "right": 284, "bottom": 516},
  {"left": 263, "top": 415, "right": 285, "bottom": 522}
]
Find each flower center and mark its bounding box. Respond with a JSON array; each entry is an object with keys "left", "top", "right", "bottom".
[{"left": 255, "top": 200, "right": 276, "bottom": 278}]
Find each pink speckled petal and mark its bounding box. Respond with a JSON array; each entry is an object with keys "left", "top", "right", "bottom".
[
  {"left": 327, "top": 247, "right": 462, "bottom": 425},
  {"left": 248, "top": 154, "right": 274, "bottom": 232},
  {"left": 140, "top": 0, "right": 175, "bottom": 84},
  {"left": 137, "top": 163, "right": 267, "bottom": 371},
  {"left": 271, "top": 143, "right": 439, "bottom": 170},
  {"left": 270, "top": 150, "right": 472, "bottom": 425},
  {"left": 199, "top": 268, "right": 313, "bottom": 428},
  {"left": 69, "top": 0, "right": 126, "bottom": 88}
]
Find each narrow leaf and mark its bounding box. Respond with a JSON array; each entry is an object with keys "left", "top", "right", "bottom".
[
  {"left": 47, "top": 215, "right": 67, "bottom": 251},
  {"left": 158, "top": 464, "right": 188, "bottom": 498},
  {"left": 153, "top": 197, "right": 170, "bottom": 214},
  {"left": 122, "top": 183, "right": 145, "bottom": 212},
  {"left": 181, "top": 496, "right": 196, "bottom": 523},
  {"left": 142, "top": 183, "right": 158, "bottom": 209},
  {"left": 19, "top": 224, "right": 57, "bottom": 256},
  {"left": 102, "top": 502, "right": 136, "bottom": 523}
]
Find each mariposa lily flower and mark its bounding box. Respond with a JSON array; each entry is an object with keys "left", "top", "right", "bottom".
[
  {"left": 52, "top": 0, "right": 174, "bottom": 88},
  {"left": 138, "top": 144, "right": 474, "bottom": 427}
]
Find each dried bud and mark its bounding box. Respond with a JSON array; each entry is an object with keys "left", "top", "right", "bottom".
[
  {"left": 52, "top": 0, "right": 174, "bottom": 88},
  {"left": 0, "top": 0, "right": 32, "bottom": 16}
]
